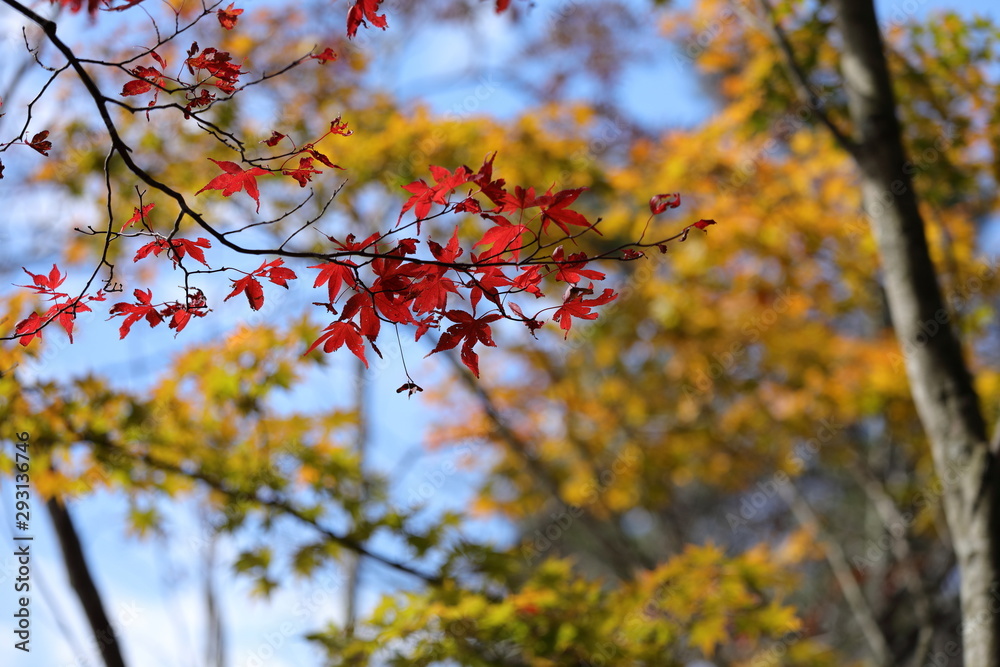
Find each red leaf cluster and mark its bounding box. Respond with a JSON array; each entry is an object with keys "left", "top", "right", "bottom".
[
  {"left": 134, "top": 237, "right": 211, "bottom": 266},
  {"left": 11, "top": 143, "right": 708, "bottom": 382},
  {"left": 50, "top": 0, "right": 104, "bottom": 15},
  {"left": 185, "top": 47, "right": 244, "bottom": 94},
  {"left": 14, "top": 264, "right": 106, "bottom": 346},
  {"left": 109, "top": 288, "right": 208, "bottom": 337},
  {"left": 121, "top": 65, "right": 164, "bottom": 97}
]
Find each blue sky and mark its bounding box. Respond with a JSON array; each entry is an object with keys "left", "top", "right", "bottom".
[{"left": 2, "top": 0, "right": 999, "bottom": 666}]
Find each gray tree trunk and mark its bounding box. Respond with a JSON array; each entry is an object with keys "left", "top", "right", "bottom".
[
  {"left": 47, "top": 497, "right": 128, "bottom": 667},
  {"left": 831, "top": 0, "right": 1000, "bottom": 663}
]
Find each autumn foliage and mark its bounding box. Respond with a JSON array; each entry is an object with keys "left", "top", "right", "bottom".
[
  {"left": 6, "top": 0, "right": 995, "bottom": 665},
  {"left": 3, "top": 0, "right": 714, "bottom": 380}
]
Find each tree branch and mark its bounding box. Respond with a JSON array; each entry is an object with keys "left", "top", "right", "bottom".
[
  {"left": 776, "top": 480, "right": 892, "bottom": 665},
  {"left": 848, "top": 462, "right": 934, "bottom": 666},
  {"left": 748, "top": 0, "right": 858, "bottom": 157},
  {"left": 444, "top": 351, "right": 650, "bottom": 579}
]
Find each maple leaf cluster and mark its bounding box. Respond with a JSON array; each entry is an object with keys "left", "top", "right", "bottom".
[
  {"left": 13, "top": 265, "right": 105, "bottom": 346},
  {"left": 292, "top": 153, "right": 703, "bottom": 377},
  {"left": 192, "top": 117, "right": 351, "bottom": 202},
  {"left": 109, "top": 287, "right": 208, "bottom": 338},
  {"left": 7, "top": 4, "right": 715, "bottom": 383},
  {"left": 344, "top": 0, "right": 511, "bottom": 38},
  {"left": 185, "top": 46, "right": 244, "bottom": 94},
  {"left": 118, "top": 45, "right": 248, "bottom": 115},
  {"left": 50, "top": 0, "right": 104, "bottom": 15},
  {"left": 12, "top": 150, "right": 713, "bottom": 381}
]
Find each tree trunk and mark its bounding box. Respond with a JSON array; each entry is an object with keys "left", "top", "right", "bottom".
[
  {"left": 47, "top": 496, "right": 128, "bottom": 667},
  {"left": 831, "top": 0, "right": 1000, "bottom": 663}
]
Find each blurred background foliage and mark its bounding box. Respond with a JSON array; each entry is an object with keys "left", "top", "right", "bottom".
[{"left": 2, "top": 0, "right": 1000, "bottom": 665}]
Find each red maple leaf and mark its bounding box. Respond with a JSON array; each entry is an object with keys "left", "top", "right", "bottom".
[
  {"left": 329, "top": 116, "right": 353, "bottom": 136},
  {"left": 339, "top": 292, "right": 383, "bottom": 340},
  {"left": 196, "top": 158, "right": 269, "bottom": 212},
  {"left": 428, "top": 227, "right": 463, "bottom": 264},
  {"left": 310, "top": 260, "right": 359, "bottom": 302},
  {"left": 159, "top": 293, "right": 208, "bottom": 334},
  {"left": 427, "top": 310, "right": 502, "bottom": 378},
  {"left": 217, "top": 3, "right": 243, "bottom": 30},
  {"left": 367, "top": 256, "right": 423, "bottom": 324},
  {"left": 410, "top": 272, "right": 460, "bottom": 315},
  {"left": 398, "top": 179, "right": 440, "bottom": 224},
  {"left": 46, "top": 297, "right": 95, "bottom": 343},
  {"left": 121, "top": 65, "right": 163, "bottom": 97},
  {"left": 473, "top": 215, "right": 527, "bottom": 261},
  {"left": 224, "top": 259, "right": 296, "bottom": 310},
  {"left": 304, "top": 147, "right": 343, "bottom": 170},
  {"left": 471, "top": 152, "right": 507, "bottom": 207},
  {"left": 552, "top": 286, "right": 617, "bottom": 337},
  {"left": 398, "top": 165, "right": 472, "bottom": 231},
  {"left": 468, "top": 254, "right": 513, "bottom": 310},
  {"left": 347, "top": 0, "right": 387, "bottom": 39},
  {"left": 329, "top": 231, "right": 381, "bottom": 253},
  {"left": 18, "top": 264, "right": 67, "bottom": 296},
  {"left": 108, "top": 288, "right": 164, "bottom": 338},
  {"left": 258, "top": 258, "right": 297, "bottom": 287},
  {"left": 405, "top": 228, "right": 463, "bottom": 314},
  {"left": 511, "top": 265, "right": 543, "bottom": 297},
  {"left": 678, "top": 218, "right": 717, "bottom": 241},
  {"left": 14, "top": 312, "right": 45, "bottom": 347},
  {"left": 508, "top": 302, "right": 544, "bottom": 335},
  {"left": 649, "top": 193, "right": 681, "bottom": 214},
  {"left": 306, "top": 321, "right": 369, "bottom": 367},
  {"left": 496, "top": 0, "right": 511, "bottom": 11},
  {"left": 121, "top": 203, "right": 154, "bottom": 231},
  {"left": 539, "top": 187, "right": 596, "bottom": 236},
  {"left": 225, "top": 275, "right": 264, "bottom": 310},
  {"left": 497, "top": 185, "right": 539, "bottom": 213},
  {"left": 283, "top": 156, "right": 322, "bottom": 187},
  {"left": 311, "top": 47, "right": 338, "bottom": 64},
  {"left": 262, "top": 131, "right": 286, "bottom": 147},
  {"left": 185, "top": 89, "right": 216, "bottom": 113},
  {"left": 27, "top": 130, "right": 52, "bottom": 156},
  {"left": 551, "top": 246, "right": 604, "bottom": 284}
]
